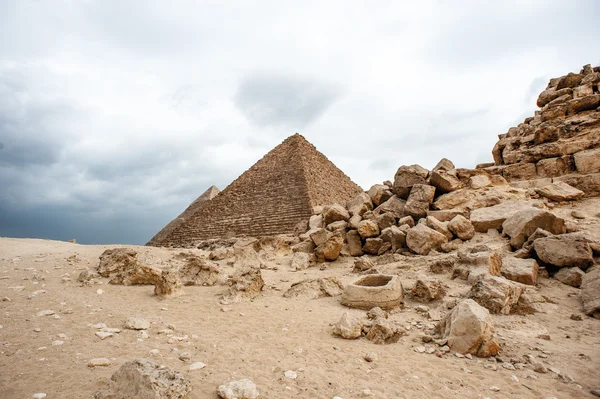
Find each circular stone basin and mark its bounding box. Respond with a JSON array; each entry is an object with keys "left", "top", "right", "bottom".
[{"left": 340, "top": 274, "right": 403, "bottom": 310}]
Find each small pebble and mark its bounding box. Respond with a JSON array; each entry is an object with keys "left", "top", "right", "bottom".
[
  {"left": 414, "top": 346, "right": 426, "bottom": 353},
  {"left": 364, "top": 352, "right": 377, "bottom": 362},
  {"left": 570, "top": 314, "right": 583, "bottom": 321},
  {"left": 88, "top": 358, "right": 111, "bottom": 367},
  {"left": 51, "top": 340, "right": 64, "bottom": 346},
  {"left": 32, "top": 394, "right": 47, "bottom": 399},
  {"left": 95, "top": 332, "right": 113, "bottom": 340},
  {"left": 284, "top": 370, "right": 297, "bottom": 379},
  {"left": 489, "top": 386, "right": 500, "bottom": 392},
  {"left": 189, "top": 362, "right": 206, "bottom": 371}
]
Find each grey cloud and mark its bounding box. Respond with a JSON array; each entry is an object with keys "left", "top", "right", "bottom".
[{"left": 234, "top": 72, "right": 341, "bottom": 129}]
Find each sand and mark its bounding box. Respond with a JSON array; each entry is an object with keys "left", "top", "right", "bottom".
[{"left": 1, "top": 199, "right": 600, "bottom": 399}]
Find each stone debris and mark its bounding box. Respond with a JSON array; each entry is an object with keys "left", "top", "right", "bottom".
[
  {"left": 406, "top": 224, "right": 448, "bottom": 255},
  {"left": 411, "top": 279, "right": 447, "bottom": 302},
  {"left": 189, "top": 362, "right": 206, "bottom": 371},
  {"left": 332, "top": 312, "right": 364, "bottom": 339},
  {"left": 220, "top": 266, "right": 265, "bottom": 304},
  {"left": 533, "top": 233, "right": 594, "bottom": 269},
  {"left": 502, "top": 208, "right": 566, "bottom": 249},
  {"left": 501, "top": 257, "right": 539, "bottom": 285},
  {"left": 536, "top": 181, "right": 585, "bottom": 201},
  {"left": 94, "top": 358, "right": 192, "bottom": 399},
  {"left": 582, "top": 267, "right": 600, "bottom": 318},
  {"left": 554, "top": 267, "right": 585, "bottom": 287},
  {"left": 468, "top": 276, "right": 524, "bottom": 315},
  {"left": 283, "top": 277, "right": 344, "bottom": 299},
  {"left": 177, "top": 253, "right": 220, "bottom": 286},
  {"left": 124, "top": 317, "right": 150, "bottom": 330},
  {"left": 217, "top": 379, "right": 259, "bottom": 399}
]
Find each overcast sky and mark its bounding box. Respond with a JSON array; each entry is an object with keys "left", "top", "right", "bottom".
[{"left": 1, "top": 0, "right": 599, "bottom": 245}]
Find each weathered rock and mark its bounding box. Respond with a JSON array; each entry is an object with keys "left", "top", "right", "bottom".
[
  {"left": 373, "top": 195, "right": 406, "bottom": 218},
  {"left": 567, "top": 94, "right": 600, "bottom": 114},
  {"left": 366, "top": 317, "right": 405, "bottom": 344},
  {"left": 327, "top": 220, "right": 349, "bottom": 232},
  {"left": 368, "top": 184, "right": 393, "bottom": 206},
  {"left": 220, "top": 266, "right": 264, "bottom": 304},
  {"left": 178, "top": 254, "right": 220, "bottom": 286},
  {"left": 357, "top": 220, "right": 380, "bottom": 239},
  {"left": 533, "top": 234, "right": 594, "bottom": 269},
  {"left": 124, "top": 317, "right": 150, "bottom": 331},
  {"left": 469, "top": 201, "right": 539, "bottom": 232},
  {"left": 284, "top": 277, "right": 344, "bottom": 299},
  {"left": 332, "top": 312, "right": 364, "bottom": 339},
  {"left": 429, "top": 169, "right": 462, "bottom": 194},
  {"left": 291, "top": 240, "right": 315, "bottom": 254},
  {"left": 427, "top": 209, "right": 466, "bottom": 222},
  {"left": 154, "top": 270, "right": 182, "bottom": 297},
  {"left": 363, "top": 238, "right": 383, "bottom": 255},
  {"left": 405, "top": 184, "right": 436, "bottom": 218},
  {"left": 501, "top": 257, "right": 539, "bottom": 285},
  {"left": 435, "top": 299, "right": 499, "bottom": 357},
  {"left": 353, "top": 257, "right": 375, "bottom": 273},
  {"left": 346, "top": 230, "right": 364, "bottom": 257},
  {"left": 341, "top": 275, "right": 404, "bottom": 310},
  {"left": 536, "top": 181, "right": 585, "bottom": 201},
  {"left": 411, "top": 279, "right": 447, "bottom": 302},
  {"left": 97, "top": 248, "right": 162, "bottom": 286},
  {"left": 375, "top": 212, "right": 396, "bottom": 231},
  {"left": 209, "top": 247, "right": 234, "bottom": 261},
  {"left": 537, "top": 87, "right": 574, "bottom": 107},
  {"left": 468, "top": 276, "right": 524, "bottom": 315},
  {"left": 323, "top": 204, "right": 350, "bottom": 225},
  {"left": 429, "top": 258, "right": 455, "bottom": 274},
  {"left": 315, "top": 233, "right": 344, "bottom": 262},
  {"left": 440, "top": 239, "right": 462, "bottom": 253},
  {"left": 557, "top": 73, "right": 583, "bottom": 89},
  {"left": 347, "top": 192, "right": 373, "bottom": 216},
  {"left": 574, "top": 147, "right": 600, "bottom": 174},
  {"left": 406, "top": 224, "right": 448, "bottom": 255},
  {"left": 94, "top": 358, "right": 192, "bottom": 399},
  {"left": 582, "top": 267, "right": 600, "bottom": 318},
  {"left": 502, "top": 208, "right": 566, "bottom": 249},
  {"left": 469, "top": 175, "right": 492, "bottom": 189},
  {"left": 380, "top": 226, "right": 406, "bottom": 252},
  {"left": 217, "top": 379, "right": 259, "bottom": 399},
  {"left": 348, "top": 214, "right": 362, "bottom": 229},
  {"left": 424, "top": 216, "right": 453, "bottom": 240},
  {"left": 290, "top": 252, "right": 312, "bottom": 270},
  {"left": 393, "top": 164, "right": 429, "bottom": 199},
  {"left": 310, "top": 228, "right": 333, "bottom": 246},
  {"left": 554, "top": 267, "right": 585, "bottom": 288},
  {"left": 433, "top": 158, "right": 455, "bottom": 171},
  {"left": 308, "top": 214, "right": 324, "bottom": 229},
  {"left": 448, "top": 215, "right": 475, "bottom": 241}
]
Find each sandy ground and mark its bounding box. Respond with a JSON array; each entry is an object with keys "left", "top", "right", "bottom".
[{"left": 1, "top": 199, "right": 600, "bottom": 399}]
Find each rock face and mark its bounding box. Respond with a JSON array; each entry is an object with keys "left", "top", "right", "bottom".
[
  {"left": 468, "top": 276, "right": 524, "bottom": 315},
  {"left": 436, "top": 299, "right": 499, "bottom": 357},
  {"left": 501, "top": 257, "right": 539, "bottom": 285},
  {"left": 341, "top": 275, "right": 403, "bottom": 310},
  {"left": 533, "top": 234, "right": 594, "bottom": 268},
  {"left": 217, "top": 379, "right": 259, "bottom": 399},
  {"left": 536, "top": 181, "right": 585, "bottom": 201},
  {"left": 406, "top": 224, "right": 448, "bottom": 255},
  {"left": 582, "top": 267, "right": 600, "bottom": 318},
  {"left": 283, "top": 277, "right": 344, "bottom": 299},
  {"left": 502, "top": 208, "right": 566, "bottom": 249},
  {"left": 94, "top": 358, "right": 192, "bottom": 399}
]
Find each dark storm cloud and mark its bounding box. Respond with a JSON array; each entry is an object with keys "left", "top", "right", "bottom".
[{"left": 234, "top": 72, "right": 341, "bottom": 129}]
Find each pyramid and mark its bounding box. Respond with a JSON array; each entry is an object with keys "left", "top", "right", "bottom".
[
  {"left": 146, "top": 185, "right": 220, "bottom": 246},
  {"left": 152, "top": 133, "right": 363, "bottom": 247}
]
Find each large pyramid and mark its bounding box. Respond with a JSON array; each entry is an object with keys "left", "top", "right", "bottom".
[
  {"left": 146, "top": 185, "right": 220, "bottom": 246},
  {"left": 151, "top": 133, "right": 362, "bottom": 247}
]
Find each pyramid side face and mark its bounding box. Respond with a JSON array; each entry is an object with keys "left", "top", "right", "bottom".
[
  {"left": 295, "top": 136, "right": 363, "bottom": 208},
  {"left": 146, "top": 185, "right": 220, "bottom": 246},
  {"left": 160, "top": 135, "right": 314, "bottom": 246}
]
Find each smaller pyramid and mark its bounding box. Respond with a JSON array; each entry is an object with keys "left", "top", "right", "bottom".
[{"left": 146, "top": 185, "right": 220, "bottom": 246}]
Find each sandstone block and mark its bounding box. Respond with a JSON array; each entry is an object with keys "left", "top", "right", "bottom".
[
  {"left": 346, "top": 230, "right": 364, "bottom": 257},
  {"left": 469, "top": 175, "right": 492, "bottom": 189},
  {"left": 533, "top": 234, "right": 594, "bottom": 269},
  {"left": 332, "top": 312, "right": 364, "bottom": 339},
  {"left": 323, "top": 204, "right": 350, "bottom": 225},
  {"left": 554, "top": 267, "right": 585, "bottom": 288},
  {"left": 357, "top": 220, "right": 380, "bottom": 239},
  {"left": 424, "top": 216, "right": 453, "bottom": 240},
  {"left": 393, "top": 164, "right": 429, "bottom": 199},
  {"left": 574, "top": 148, "right": 600, "bottom": 174},
  {"left": 582, "top": 267, "right": 600, "bottom": 318},
  {"left": 536, "top": 87, "right": 573, "bottom": 107},
  {"left": 501, "top": 257, "right": 538, "bottom": 285},
  {"left": 411, "top": 279, "right": 447, "bottom": 302},
  {"left": 375, "top": 212, "right": 396, "bottom": 231},
  {"left": 373, "top": 195, "right": 406, "bottom": 218},
  {"left": 535, "top": 181, "right": 585, "bottom": 201},
  {"left": 363, "top": 238, "right": 384, "bottom": 255},
  {"left": 503, "top": 163, "right": 537, "bottom": 181},
  {"left": 347, "top": 192, "right": 373, "bottom": 216},
  {"left": 470, "top": 201, "right": 539, "bottom": 232},
  {"left": 315, "top": 233, "right": 344, "bottom": 262},
  {"left": 556, "top": 73, "right": 583, "bottom": 89},
  {"left": 308, "top": 214, "right": 324, "bottom": 229},
  {"left": 567, "top": 94, "right": 600, "bottom": 115},
  {"left": 404, "top": 184, "right": 436, "bottom": 218},
  {"left": 429, "top": 169, "right": 462, "bottom": 194},
  {"left": 448, "top": 215, "right": 475, "bottom": 241},
  {"left": 406, "top": 223, "right": 448, "bottom": 255},
  {"left": 502, "top": 208, "right": 566, "bottom": 249},
  {"left": 368, "top": 184, "right": 393, "bottom": 206},
  {"left": 468, "top": 276, "right": 524, "bottom": 315},
  {"left": 380, "top": 225, "right": 406, "bottom": 252},
  {"left": 310, "top": 228, "right": 333, "bottom": 246}
]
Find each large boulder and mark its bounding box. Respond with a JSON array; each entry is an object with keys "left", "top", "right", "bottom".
[
  {"left": 363, "top": 238, "right": 383, "bottom": 255},
  {"left": 346, "top": 230, "right": 364, "bottom": 257},
  {"left": 315, "top": 233, "right": 344, "bottom": 262},
  {"left": 435, "top": 299, "right": 499, "bottom": 357},
  {"left": 535, "top": 181, "right": 585, "bottom": 201},
  {"left": 424, "top": 216, "right": 453, "bottom": 240},
  {"left": 429, "top": 169, "right": 462, "bottom": 194},
  {"left": 406, "top": 224, "right": 448, "bottom": 255},
  {"left": 501, "top": 257, "right": 539, "bottom": 286},
  {"left": 373, "top": 195, "right": 406, "bottom": 218},
  {"left": 310, "top": 228, "right": 333, "bottom": 246},
  {"left": 404, "top": 184, "right": 436, "bottom": 218},
  {"left": 368, "top": 184, "right": 393, "bottom": 206},
  {"left": 433, "top": 158, "right": 455, "bottom": 171},
  {"left": 469, "top": 201, "right": 540, "bottom": 232},
  {"left": 574, "top": 147, "right": 600, "bottom": 174},
  {"left": 448, "top": 215, "right": 475, "bottom": 240},
  {"left": 94, "top": 358, "right": 192, "bottom": 399},
  {"left": 323, "top": 204, "right": 350, "bottom": 225},
  {"left": 380, "top": 226, "right": 406, "bottom": 252},
  {"left": 97, "top": 248, "right": 162, "bottom": 285},
  {"left": 502, "top": 208, "right": 566, "bottom": 249},
  {"left": 357, "top": 220, "right": 380, "bottom": 239},
  {"left": 554, "top": 267, "right": 585, "bottom": 288},
  {"left": 533, "top": 234, "right": 594, "bottom": 269},
  {"left": 582, "top": 267, "right": 600, "bottom": 318},
  {"left": 393, "top": 164, "right": 429, "bottom": 199},
  {"left": 375, "top": 212, "right": 396, "bottom": 231},
  {"left": 347, "top": 192, "right": 373, "bottom": 216},
  {"left": 308, "top": 214, "right": 324, "bottom": 229},
  {"left": 468, "top": 276, "right": 524, "bottom": 315}
]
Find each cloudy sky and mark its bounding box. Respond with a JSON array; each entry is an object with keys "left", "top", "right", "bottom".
[{"left": 1, "top": 0, "right": 599, "bottom": 245}]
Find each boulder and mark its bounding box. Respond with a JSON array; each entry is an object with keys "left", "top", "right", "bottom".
[
  {"left": 468, "top": 276, "right": 524, "bottom": 315},
  {"left": 411, "top": 279, "right": 447, "bottom": 302},
  {"left": 398, "top": 215, "right": 415, "bottom": 227},
  {"left": 290, "top": 252, "right": 312, "bottom": 271},
  {"left": 94, "top": 358, "right": 192, "bottom": 399},
  {"left": 373, "top": 195, "right": 406, "bottom": 218},
  {"left": 347, "top": 192, "right": 373, "bottom": 216},
  {"left": 341, "top": 275, "right": 404, "bottom": 310},
  {"left": 424, "top": 216, "right": 453, "bottom": 240},
  {"left": 292, "top": 240, "right": 315, "bottom": 254},
  {"left": 323, "top": 204, "right": 350, "bottom": 226},
  {"left": 429, "top": 169, "right": 462, "bottom": 194},
  {"left": 315, "top": 233, "right": 344, "bottom": 262},
  {"left": 404, "top": 184, "right": 436, "bottom": 218},
  {"left": 537, "top": 87, "right": 574, "bottom": 107},
  {"left": 348, "top": 214, "right": 362, "bottom": 229},
  {"left": 567, "top": 94, "right": 600, "bottom": 114},
  {"left": 556, "top": 73, "right": 583, "bottom": 89},
  {"left": 375, "top": 212, "right": 396, "bottom": 230},
  {"left": 366, "top": 317, "right": 405, "bottom": 344},
  {"left": 357, "top": 220, "right": 380, "bottom": 239},
  {"left": 457, "top": 246, "right": 502, "bottom": 276},
  {"left": 554, "top": 267, "right": 585, "bottom": 288},
  {"left": 380, "top": 226, "right": 406, "bottom": 252},
  {"left": 310, "top": 228, "right": 333, "bottom": 246},
  {"left": 469, "top": 201, "right": 540, "bottom": 232},
  {"left": 433, "top": 158, "right": 455, "bottom": 171},
  {"left": 97, "top": 248, "right": 162, "bottom": 286},
  {"left": 533, "top": 234, "right": 594, "bottom": 269},
  {"left": 308, "top": 214, "right": 324, "bottom": 229},
  {"left": 220, "top": 266, "right": 264, "bottom": 304},
  {"left": 469, "top": 175, "right": 492, "bottom": 189},
  {"left": 326, "top": 220, "right": 348, "bottom": 232},
  {"left": 447, "top": 215, "right": 474, "bottom": 241},
  {"left": 332, "top": 312, "right": 364, "bottom": 339},
  {"left": 363, "top": 238, "right": 383, "bottom": 255},
  {"left": 178, "top": 254, "right": 220, "bottom": 286},
  {"left": 154, "top": 270, "right": 182, "bottom": 296},
  {"left": 346, "top": 230, "right": 364, "bottom": 257},
  {"left": 283, "top": 277, "right": 344, "bottom": 299},
  {"left": 406, "top": 224, "right": 448, "bottom": 255},
  {"left": 502, "top": 208, "right": 566, "bottom": 249},
  {"left": 435, "top": 299, "right": 499, "bottom": 357},
  {"left": 393, "top": 164, "right": 429, "bottom": 199},
  {"left": 501, "top": 257, "right": 539, "bottom": 285},
  {"left": 535, "top": 181, "right": 585, "bottom": 201},
  {"left": 368, "top": 184, "right": 393, "bottom": 206},
  {"left": 217, "top": 379, "right": 259, "bottom": 399},
  {"left": 582, "top": 267, "right": 600, "bottom": 318}
]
